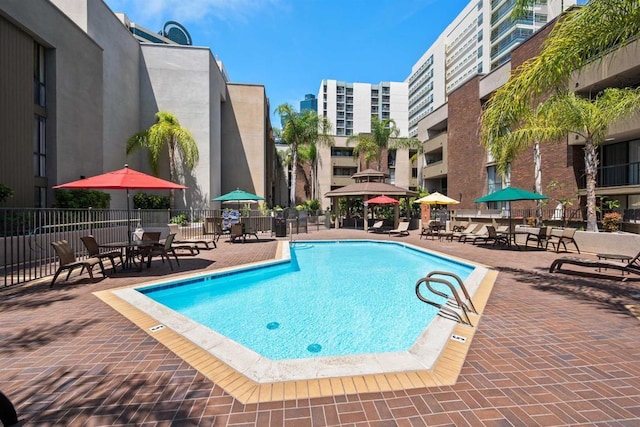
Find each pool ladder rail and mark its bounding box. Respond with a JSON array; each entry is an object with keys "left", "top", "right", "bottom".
[{"left": 415, "top": 271, "right": 478, "bottom": 327}]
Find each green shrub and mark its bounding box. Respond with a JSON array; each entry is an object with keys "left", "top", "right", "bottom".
[
  {"left": 0, "top": 183, "right": 13, "bottom": 203},
  {"left": 133, "top": 193, "right": 170, "bottom": 209},
  {"left": 54, "top": 189, "right": 110, "bottom": 208},
  {"left": 169, "top": 213, "right": 188, "bottom": 225}
]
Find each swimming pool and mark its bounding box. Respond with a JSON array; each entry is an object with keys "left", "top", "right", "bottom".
[
  {"left": 112, "top": 240, "right": 489, "bottom": 382},
  {"left": 139, "top": 241, "right": 473, "bottom": 360}
]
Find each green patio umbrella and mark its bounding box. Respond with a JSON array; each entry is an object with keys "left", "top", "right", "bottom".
[
  {"left": 475, "top": 186, "right": 548, "bottom": 231},
  {"left": 212, "top": 189, "right": 264, "bottom": 213},
  {"left": 474, "top": 186, "right": 548, "bottom": 203}
]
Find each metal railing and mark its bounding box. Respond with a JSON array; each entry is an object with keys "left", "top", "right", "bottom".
[{"left": 1, "top": 207, "right": 330, "bottom": 288}]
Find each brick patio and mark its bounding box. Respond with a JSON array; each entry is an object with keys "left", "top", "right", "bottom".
[{"left": 1, "top": 228, "right": 639, "bottom": 426}]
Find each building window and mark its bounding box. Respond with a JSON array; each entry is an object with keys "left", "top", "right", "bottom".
[
  {"left": 477, "top": 13, "right": 483, "bottom": 26},
  {"left": 477, "top": 62, "right": 484, "bottom": 73},
  {"left": 333, "top": 167, "right": 357, "bottom": 176},
  {"left": 478, "top": 46, "right": 483, "bottom": 58},
  {"left": 412, "top": 168, "right": 418, "bottom": 178},
  {"left": 331, "top": 147, "right": 354, "bottom": 157},
  {"left": 34, "top": 42, "right": 46, "bottom": 106},
  {"left": 477, "top": 31, "right": 483, "bottom": 42},
  {"left": 33, "top": 115, "right": 46, "bottom": 177},
  {"left": 34, "top": 187, "right": 46, "bottom": 208}
]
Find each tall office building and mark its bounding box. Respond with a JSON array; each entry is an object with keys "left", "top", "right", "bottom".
[
  {"left": 312, "top": 80, "right": 415, "bottom": 209},
  {"left": 300, "top": 94, "right": 317, "bottom": 113},
  {"left": 407, "top": 0, "right": 579, "bottom": 138}
]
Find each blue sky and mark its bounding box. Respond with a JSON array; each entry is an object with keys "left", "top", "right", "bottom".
[{"left": 104, "top": 0, "right": 468, "bottom": 126}]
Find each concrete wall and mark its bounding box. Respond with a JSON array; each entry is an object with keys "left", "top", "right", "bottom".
[
  {"left": 140, "top": 44, "right": 225, "bottom": 209},
  {"left": 1, "top": 0, "right": 104, "bottom": 206},
  {"left": 54, "top": 0, "right": 142, "bottom": 209},
  {"left": 221, "top": 83, "right": 269, "bottom": 200}
]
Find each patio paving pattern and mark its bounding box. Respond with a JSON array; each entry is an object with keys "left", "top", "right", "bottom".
[{"left": 2, "top": 228, "right": 640, "bottom": 426}]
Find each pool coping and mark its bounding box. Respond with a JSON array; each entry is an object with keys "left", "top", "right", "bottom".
[{"left": 94, "top": 239, "right": 497, "bottom": 403}]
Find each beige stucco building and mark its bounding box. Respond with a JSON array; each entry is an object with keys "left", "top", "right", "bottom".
[{"left": 0, "top": 0, "right": 279, "bottom": 209}]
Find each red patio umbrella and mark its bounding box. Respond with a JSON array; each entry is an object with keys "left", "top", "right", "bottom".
[
  {"left": 53, "top": 164, "right": 187, "bottom": 240},
  {"left": 365, "top": 195, "right": 400, "bottom": 205}
]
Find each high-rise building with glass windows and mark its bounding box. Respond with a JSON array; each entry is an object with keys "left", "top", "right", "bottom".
[
  {"left": 300, "top": 94, "right": 317, "bottom": 113},
  {"left": 407, "top": 0, "right": 579, "bottom": 139}
]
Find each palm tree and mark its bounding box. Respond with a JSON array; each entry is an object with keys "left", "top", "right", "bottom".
[
  {"left": 482, "top": 101, "right": 568, "bottom": 225},
  {"left": 482, "top": 0, "right": 640, "bottom": 231},
  {"left": 347, "top": 116, "right": 421, "bottom": 171},
  {"left": 126, "top": 111, "right": 198, "bottom": 208},
  {"left": 542, "top": 89, "right": 640, "bottom": 231},
  {"left": 275, "top": 104, "right": 333, "bottom": 206},
  {"left": 297, "top": 142, "right": 318, "bottom": 200}
]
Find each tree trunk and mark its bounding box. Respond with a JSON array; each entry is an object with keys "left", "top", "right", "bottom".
[
  {"left": 584, "top": 139, "right": 599, "bottom": 232},
  {"left": 168, "top": 139, "right": 176, "bottom": 210},
  {"left": 290, "top": 148, "right": 297, "bottom": 207},
  {"left": 533, "top": 140, "right": 543, "bottom": 226}
]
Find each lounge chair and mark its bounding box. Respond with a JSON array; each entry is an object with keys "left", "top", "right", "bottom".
[
  {"left": 459, "top": 224, "right": 487, "bottom": 243},
  {"left": 368, "top": 220, "right": 385, "bottom": 233},
  {"left": 469, "top": 225, "right": 508, "bottom": 246},
  {"left": 146, "top": 233, "right": 180, "bottom": 271},
  {"left": 168, "top": 223, "right": 214, "bottom": 251},
  {"left": 546, "top": 227, "right": 580, "bottom": 253},
  {"left": 549, "top": 251, "right": 640, "bottom": 277},
  {"left": 450, "top": 223, "right": 481, "bottom": 241},
  {"left": 80, "top": 235, "right": 124, "bottom": 274},
  {"left": 50, "top": 240, "right": 106, "bottom": 288},
  {"left": 388, "top": 221, "right": 410, "bottom": 236}
]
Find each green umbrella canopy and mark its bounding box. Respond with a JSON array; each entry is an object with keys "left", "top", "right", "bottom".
[
  {"left": 475, "top": 186, "right": 548, "bottom": 203},
  {"left": 212, "top": 189, "right": 264, "bottom": 202}
]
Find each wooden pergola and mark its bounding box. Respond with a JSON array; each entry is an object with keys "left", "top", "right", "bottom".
[{"left": 324, "top": 169, "right": 418, "bottom": 231}]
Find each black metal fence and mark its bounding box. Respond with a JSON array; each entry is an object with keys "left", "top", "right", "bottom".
[{"left": 1, "top": 207, "right": 330, "bottom": 288}]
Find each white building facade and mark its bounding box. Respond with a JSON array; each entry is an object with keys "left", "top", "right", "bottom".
[
  {"left": 315, "top": 79, "right": 416, "bottom": 209},
  {"left": 407, "top": 0, "right": 578, "bottom": 139}
]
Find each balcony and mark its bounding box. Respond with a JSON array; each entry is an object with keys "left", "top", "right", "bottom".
[
  {"left": 422, "top": 160, "right": 447, "bottom": 179},
  {"left": 332, "top": 157, "right": 357, "bottom": 167},
  {"left": 423, "top": 132, "right": 447, "bottom": 154},
  {"left": 332, "top": 176, "right": 355, "bottom": 186}
]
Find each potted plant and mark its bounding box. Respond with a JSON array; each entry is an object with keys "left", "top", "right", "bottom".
[{"left": 602, "top": 212, "right": 623, "bottom": 232}]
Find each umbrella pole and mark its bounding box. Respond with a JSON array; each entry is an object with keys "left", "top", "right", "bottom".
[{"left": 127, "top": 188, "right": 131, "bottom": 244}]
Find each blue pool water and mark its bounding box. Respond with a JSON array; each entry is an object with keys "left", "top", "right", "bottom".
[{"left": 139, "top": 241, "right": 473, "bottom": 360}]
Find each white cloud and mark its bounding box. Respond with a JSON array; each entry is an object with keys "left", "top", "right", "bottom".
[{"left": 106, "top": 0, "right": 284, "bottom": 27}]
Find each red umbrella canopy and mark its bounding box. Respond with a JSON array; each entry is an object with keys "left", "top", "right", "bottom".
[
  {"left": 365, "top": 195, "right": 400, "bottom": 205},
  {"left": 52, "top": 165, "right": 187, "bottom": 190}
]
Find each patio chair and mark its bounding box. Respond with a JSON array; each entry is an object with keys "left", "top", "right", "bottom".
[
  {"left": 80, "top": 235, "right": 124, "bottom": 274},
  {"left": 469, "top": 225, "right": 508, "bottom": 246},
  {"left": 168, "top": 223, "right": 213, "bottom": 251},
  {"left": 129, "top": 231, "right": 162, "bottom": 267},
  {"left": 146, "top": 233, "right": 180, "bottom": 271},
  {"left": 50, "top": 240, "right": 106, "bottom": 288},
  {"left": 420, "top": 221, "right": 441, "bottom": 240},
  {"left": 525, "top": 226, "right": 552, "bottom": 250},
  {"left": 546, "top": 227, "right": 580, "bottom": 253},
  {"left": 368, "top": 220, "right": 385, "bottom": 233},
  {"left": 549, "top": 250, "right": 640, "bottom": 277},
  {"left": 388, "top": 221, "right": 410, "bottom": 236}
]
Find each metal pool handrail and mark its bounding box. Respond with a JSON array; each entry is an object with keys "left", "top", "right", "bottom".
[{"left": 415, "top": 271, "right": 477, "bottom": 327}]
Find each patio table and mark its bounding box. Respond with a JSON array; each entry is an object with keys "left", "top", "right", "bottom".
[{"left": 100, "top": 240, "right": 159, "bottom": 270}]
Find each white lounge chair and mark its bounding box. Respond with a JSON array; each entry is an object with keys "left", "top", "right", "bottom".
[{"left": 388, "top": 221, "right": 410, "bottom": 236}]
